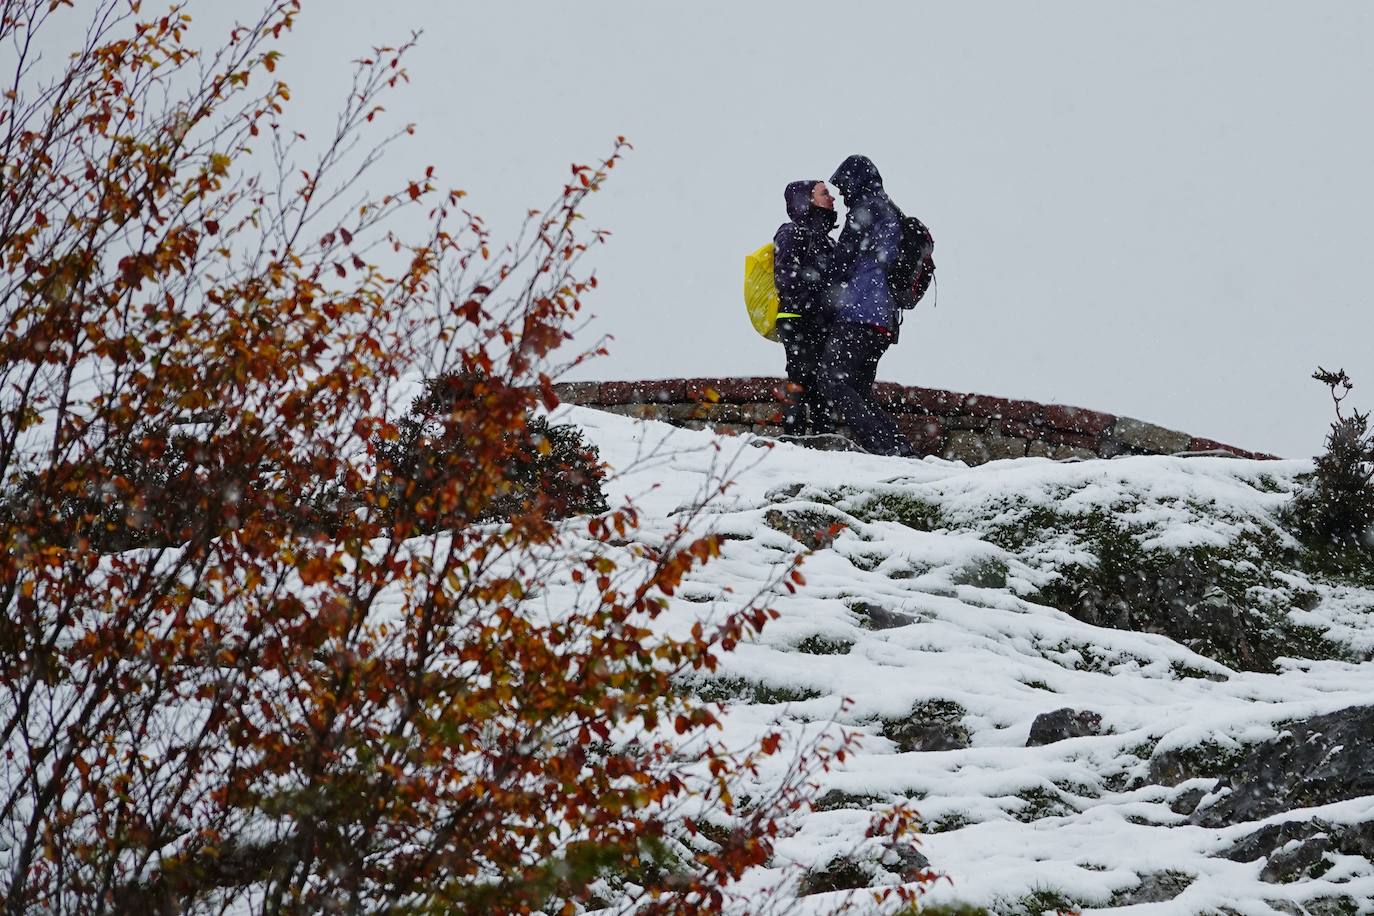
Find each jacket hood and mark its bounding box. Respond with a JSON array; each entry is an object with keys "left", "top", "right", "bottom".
[
  {"left": 784, "top": 180, "right": 821, "bottom": 221},
  {"left": 830, "top": 155, "right": 883, "bottom": 199}
]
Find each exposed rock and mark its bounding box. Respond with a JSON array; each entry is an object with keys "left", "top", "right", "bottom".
[
  {"left": 1225, "top": 818, "right": 1374, "bottom": 873},
  {"left": 1302, "top": 899, "right": 1363, "bottom": 916},
  {"left": 849, "top": 600, "right": 917, "bottom": 630},
  {"left": 1261, "top": 835, "right": 1331, "bottom": 884},
  {"left": 1167, "top": 784, "right": 1210, "bottom": 816},
  {"left": 1191, "top": 705, "right": 1374, "bottom": 827},
  {"left": 1041, "top": 550, "right": 1276, "bottom": 671},
  {"left": 809, "top": 789, "right": 886, "bottom": 812},
  {"left": 1255, "top": 898, "right": 1363, "bottom": 916},
  {"left": 887, "top": 720, "right": 970, "bottom": 752},
  {"left": 1166, "top": 586, "right": 1270, "bottom": 670},
  {"left": 1222, "top": 819, "right": 1321, "bottom": 863},
  {"left": 1148, "top": 738, "right": 1244, "bottom": 787},
  {"left": 762, "top": 507, "right": 851, "bottom": 550},
  {"left": 1222, "top": 817, "right": 1374, "bottom": 883},
  {"left": 765, "top": 482, "right": 806, "bottom": 501},
  {"left": 1026, "top": 708, "right": 1103, "bottom": 746},
  {"left": 881, "top": 843, "right": 931, "bottom": 882},
  {"left": 1111, "top": 870, "right": 1194, "bottom": 905},
  {"left": 884, "top": 700, "right": 971, "bottom": 752},
  {"left": 798, "top": 856, "right": 872, "bottom": 895},
  {"left": 798, "top": 843, "right": 930, "bottom": 897}
]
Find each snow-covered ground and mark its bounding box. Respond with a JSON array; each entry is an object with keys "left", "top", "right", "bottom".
[{"left": 555, "top": 406, "right": 1374, "bottom": 915}]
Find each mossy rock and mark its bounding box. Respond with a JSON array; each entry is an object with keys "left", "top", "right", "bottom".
[
  {"left": 1148, "top": 738, "right": 1248, "bottom": 787},
  {"left": 763, "top": 505, "right": 855, "bottom": 550},
  {"left": 810, "top": 789, "right": 888, "bottom": 812},
  {"left": 844, "top": 550, "right": 886, "bottom": 572},
  {"left": 895, "top": 904, "right": 992, "bottom": 916},
  {"left": 937, "top": 497, "right": 1357, "bottom": 672},
  {"left": 798, "top": 855, "right": 873, "bottom": 895},
  {"left": 1010, "top": 785, "right": 1077, "bottom": 822},
  {"left": 951, "top": 556, "right": 1009, "bottom": 590},
  {"left": 680, "top": 676, "right": 821, "bottom": 706},
  {"left": 884, "top": 700, "right": 971, "bottom": 752},
  {"left": 1110, "top": 870, "right": 1194, "bottom": 905},
  {"left": 1298, "top": 540, "right": 1374, "bottom": 590},
  {"left": 849, "top": 599, "right": 919, "bottom": 630},
  {"left": 795, "top": 634, "right": 854, "bottom": 656},
  {"left": 994, "top": 887, "right": 1082, "bottom": 916},
  {"left": 846, "top": 492, "right": 945, "bottom": 532},
  {"left": 1031, "top": 520, "right": 1344, "bottom": 672},
  {"left": 1298, "top": 898, "right": 1362, "bottom": 916},
  {"left": 1190, "top": 706, "right": 1374, "bottom": 828},
  {"left": 924, "top": 809, "right": 974, "bottom": 834}
]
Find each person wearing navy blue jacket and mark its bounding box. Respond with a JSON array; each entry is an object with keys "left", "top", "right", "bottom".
[
  {"left": 819, "top": 154, "right": 914, "bottom": 456},
  {"left": 773, "top": 179, "right": 837, "bottom": 435}
]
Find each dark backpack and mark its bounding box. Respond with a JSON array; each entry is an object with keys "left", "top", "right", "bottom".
[{"left": 888, "top": 214, "right": 935, "bottom": 309}]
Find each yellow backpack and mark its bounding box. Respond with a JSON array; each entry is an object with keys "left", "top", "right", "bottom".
[{"left": 743, "top": 242, "right": 784, "bottom": 341}]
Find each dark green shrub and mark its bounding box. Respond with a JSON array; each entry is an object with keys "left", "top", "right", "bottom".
[
  {"left": 1, "top": 375, "right": 609, "bottom": 551},
  {"left": 0, "top": 421, "right": 287, "bottom": 552},
  {"left": 376, "top": 374, "right": 607, "bottom": 532},
  {"left": 1290, "top": 368, "right": 1374, "bottom": 549}
]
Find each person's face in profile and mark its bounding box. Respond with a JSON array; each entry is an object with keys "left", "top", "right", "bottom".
[{"left": 810, "top": 182, "right": 835, "bottom": 210}]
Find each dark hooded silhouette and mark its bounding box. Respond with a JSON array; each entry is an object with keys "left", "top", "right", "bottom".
[
  {"left": 816, "top": 155, "right": 914, "bottom": 456},
  {"left": 774, "top": 180, "right": 837, "bottom": 317},
  {"left": 829, "top": 155, "right": 903, "bottom": 333},
  {"left": 772, "top": 180, "right": 836, "bottom": 435}
]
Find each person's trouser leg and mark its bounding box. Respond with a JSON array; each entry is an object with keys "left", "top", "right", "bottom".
[
  {"left": 820, "top": 323, "right": 912, "bottom": 456},
  {"left": 796, "top": 321, "right": 834, "bottom": 434},
  {"left": 777, "top": 319, "right": 828, "bottom": 434}
]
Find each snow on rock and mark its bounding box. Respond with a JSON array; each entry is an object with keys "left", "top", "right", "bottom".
[{"left": 554, "top": 406, "right": 1374, "bottom": 914}]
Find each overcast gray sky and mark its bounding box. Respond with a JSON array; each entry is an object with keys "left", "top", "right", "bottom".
[{"left": 59, "top": 2, "right": 1374, "bottom": 457}]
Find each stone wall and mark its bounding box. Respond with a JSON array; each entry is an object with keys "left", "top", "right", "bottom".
[{"left": 553, "top": 377, "right": 1275, "bottom": 464}]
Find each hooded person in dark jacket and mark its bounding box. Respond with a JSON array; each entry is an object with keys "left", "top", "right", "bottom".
[
  {"left": 818, "top": 154, "right": 914, "bottom": 456},
  {"left": 773, "top": 179, "right": 838, "bottom": 435}
]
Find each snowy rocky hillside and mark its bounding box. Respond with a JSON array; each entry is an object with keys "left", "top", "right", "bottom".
[{"left": 557, "top": 405, "right": 1374, "bottom": 915}]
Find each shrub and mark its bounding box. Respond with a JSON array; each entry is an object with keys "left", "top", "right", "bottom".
[
  {"left": 1291, "top": 368, "right": 1374, "bottom": 548},
  {"left": 375, "top": 374, "right": 607, "bottom": 532},
  {"left": 0, "top": 3, "right": 923, "bottom": 912}
]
